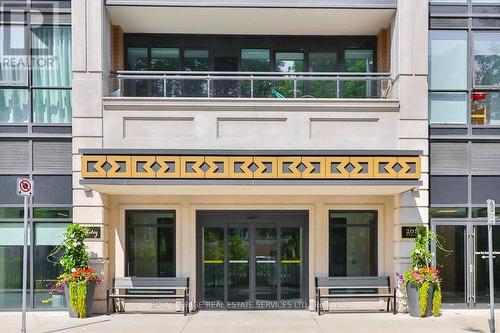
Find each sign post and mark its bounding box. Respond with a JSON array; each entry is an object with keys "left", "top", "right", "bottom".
[
  {"left": 487, "top": 199, "right": 496, "bottom": 333},
  {"left": 16, "top": 178, "right": 33, "bottom": 333}
]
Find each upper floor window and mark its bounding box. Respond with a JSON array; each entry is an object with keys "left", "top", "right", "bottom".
[
  {"left": 430, "top": 30, "right": 468, "bottom": 90},
  {"left": 474, "top": 32, "right": 500, "bottom": 87},
  {"left": 0, "top": 24, "right": 72, "bottom": 125}
]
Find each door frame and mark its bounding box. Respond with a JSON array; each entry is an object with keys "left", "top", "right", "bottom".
[
  {"left": 195, "top": 210, "right": 309, "bottom": 309},
  {"left": 432, "top": 220, "right": 500, "bottom": 308}
]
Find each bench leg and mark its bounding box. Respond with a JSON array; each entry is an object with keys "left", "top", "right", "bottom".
[
  {"left": 393, "top": 291, "right": 397, "bottom": 315},
  {"left": 106, "top": 290, "right": 110, "bottom": 316},
  {"left": 184, "top": 290, "right": 188, "bottom": 316},
  {"left": 112, "top": 296, "right": 116, "bottom": 313},
  {"left": 386, "top": 297, "right": 390, "bottom": 312},
  {"left": 317, "top": 289, "right": 321, "bottom": 316}
]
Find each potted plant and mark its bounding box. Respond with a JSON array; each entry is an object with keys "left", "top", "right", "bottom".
[
  {"left": 43, "top": 224, "right": 100, "bottom": 318},
  {"left": 399, "top": 226, "right": 442, "bottom": 317}
]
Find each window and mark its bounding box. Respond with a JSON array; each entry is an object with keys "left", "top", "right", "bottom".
[
  {"left": 275, "top": 52, "right": 304, "bottom": 98},
  {"left": 33, "top": 222, "right": 69, "bottom": 308},
  {"left": 241, "top": 49, "right": 271, "bottom": 97},
  {"left": 0, "top": 88, "right": 29, "bottom": 123},
  {"left": 151, "top": 48, "right": 179, "bottom": 71},
  {"left": 127, "top": 47, "right": 147, "bottom": 70},
  {"left": 430, "top": 92, "right": 468, "bottom": 124},
  {"left": 184, "top": 49, "right": 209, "bottom": 97},
  {"left": 126, "top": 210, "right": 176, "bottom": 277},
  {"left": 344, "top": 50, "right": 374, "bottom": 98},
  {"left": 31, "top": 26, "right": 72, "bottom": 124},
  {"left": 471, "top": 91, "right": 500, "bottom": 125},
  {"left": 0, "top": 25, "right": 27, "bottom": 85},
  {"left": 474, "top": 32, "right": 500, "bottom": 87},
  {"left": 0, "top": 223, "right": 25, "bottom": 308},
  {"left": 329, "top": 211, "right": 377, "bottom": 277},
  {"left": 308, "top": 52, "right": 337, "bottom": 98},
  {"left": 430, "top": 30, "right": 468, "bottom": 90},
  {"left": 430, "top": 207, "right": 468, "bottom": 218}
]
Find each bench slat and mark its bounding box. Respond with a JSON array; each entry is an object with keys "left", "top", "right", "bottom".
[
  {"left": 113, "top": 277, "right": 189, "bottom": 289},
  {"left": 316, "top": 276, "right": 389, "bottom": 288},
  {"left": 321, "top": 293, "right": 395, "bottom": 298}
]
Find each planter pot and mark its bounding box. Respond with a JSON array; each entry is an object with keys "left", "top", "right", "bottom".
[
  {"left": 406, "top": 283, "right": 434, "bottom": 317},
  {"left": 64, "top": 281, "right": 96, "bottom": 318},
  {"left": 51, "top": 294, "right": 64, "bottom": 308}
]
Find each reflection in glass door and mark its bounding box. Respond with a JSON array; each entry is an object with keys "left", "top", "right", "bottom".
[
  {"left": 197, "top": 211, "right": 308, "bottom": 309},
  {"left": 435, "top": 225, "right": 466, "bottom": 304},
  {"left": 255, "top": 227, "right": 278, "bottom": 303},
  {"left": 474, "top": 226, "right": 500, "bottom": 303},
  {"left": 227, "top": 227, "right": 250, "bottom": 305}
]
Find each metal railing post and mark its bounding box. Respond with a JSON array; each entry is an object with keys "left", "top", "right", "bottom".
[
  {"left": 293, "top": 76, "right": 297, "bottom": 98},
  {"left": 336, "top": 77, "right": 340, "bottom": 98},
  {"left": 207, "top": 75, "right": 211, "bottom": 98},
  {"left": 250, "top": 75, "right": 254, "bottom": 98},
  {"left": 118, "top": 77, "right": 123, "bottom": 97},
  {"left": 163, "top": 75, "right": 167, "bottom": 97}
]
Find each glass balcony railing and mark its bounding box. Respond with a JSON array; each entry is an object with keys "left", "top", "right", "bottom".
[{"left": 109, "top": 71, "right": 392, "bottom": 99}]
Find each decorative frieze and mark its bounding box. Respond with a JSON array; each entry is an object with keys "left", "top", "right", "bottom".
[{"left": 81, "top": 155, "right": 421, "bottom": 180}]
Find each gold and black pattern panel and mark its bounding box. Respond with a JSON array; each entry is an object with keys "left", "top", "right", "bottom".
[{"left": 81, "top": 155, "right": 421, "bottom": 180}]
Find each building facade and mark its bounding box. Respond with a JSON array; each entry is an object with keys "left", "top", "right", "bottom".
[
  {"left": 0, "top": 0, "right": 73, "bottom": 310},
  {"left": 17, "top": 0, "right": 500, "bottom": 313},
  {"left": 429, "top": 0, "right": 500, "bottom": 307},
  {"left": 72, "top": 0, "right": 428, "bottom": 313}
]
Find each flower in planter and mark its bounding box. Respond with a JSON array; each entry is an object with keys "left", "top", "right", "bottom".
[{"left": 399, "top": 226, "right": 449, "bottom": 317}]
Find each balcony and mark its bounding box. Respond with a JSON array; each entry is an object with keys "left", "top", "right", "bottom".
[{"left": 110, "top": 71, "right": 391, "bottom": 99}]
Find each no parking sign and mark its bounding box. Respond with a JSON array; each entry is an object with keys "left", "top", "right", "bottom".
[{"left": 16, "top": 178, "right": 33, "bottom": 197}]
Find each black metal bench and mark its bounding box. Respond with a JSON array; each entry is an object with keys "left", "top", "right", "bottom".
[
  {"left": 106, "top": 277, "right": 190, "bottom": 316},
  {"left": 315, "top": 276, "right": 396, "bottom": 315}
]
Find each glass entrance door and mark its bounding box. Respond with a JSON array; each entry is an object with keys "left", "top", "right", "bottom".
[
  {"left": 197, "top": 211, "right": 308, "bottom": 310},
  {"left": 434, "top": 223, "right": 500, "bottom": 307}
]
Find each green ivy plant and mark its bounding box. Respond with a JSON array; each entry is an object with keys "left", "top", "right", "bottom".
[
  {"left": 401, "top": 226, "right": 447, "bottom": 317},
  {"left": 60, "top": 224, "right": 90, "bottom": 273}
]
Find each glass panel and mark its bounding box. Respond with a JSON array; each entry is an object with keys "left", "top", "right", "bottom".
[
  {"left": 307, "top": 52, "right": 337, "bottom": 98},
  {"left": 33, "top": 207, "right": 72, "bottom": 219},
  {"left": 151, "top": 48, "right": 180, "bottom": 97},
  {"left": 213, "top": 48, "right": 239, "bottom": 98},
  {"left": 0, "top": 89, "right": 29, "bottom": 123},
  {"left": 430, "top": 207, "right": 468, "bottom": 218},
  {"left": 430, "top": 92, "right": 467, "bottom": 125},
  {"left": 280, "top": 227, "right": 301, "bottom": 301},
  {"left": 435, "top": 225, "right": 466, "bottom": 303},
  {"left": 241, "top": 49, "right": 271, "bottom": 98},
  {"left": 0, "top": 25, "right": 27, "bottom": 85},
  {"left": 125, "top": 48, "right": 148, "bottom": 96},
  {"left": 475, "top": 226, "right": 500, "bottom": 303},
  {"left": 473, "top": 207, "right": 500, "bottom": 218},
  {"left": 202, "top": 227, "right": 224, "bottom": 305},
  {"left": 0, "top": 245, "right": 23, "bottom": 308},
  {"left": 472, "top": 91, "right": 500, "bottom": 125},
  {"left": 183, "top": 49, "right": 209, "bottom": 97},
  {"left": 31, "top": 26, "right": 72, "bottom": 88},
  {"left": 127, "top": 47, "right": 148, "bottom": 70},
  {"left": 430, "top": 30, "right": 467, "bottom": 90},
  {"left": 32, "top": 89, "right": 72, "bottom": 124},
  {"left": 0, "top": 208, "right": 23, "bottom": 218},
  {"left": 329, "top": 211, "right": 377, "bottom": 277},
  {"left": 151, "top": 48, "right": 179, "bottom": 70},
  {"left": 343, "top": 50, "right": 374, "bottom": 98},
  {"left": 472, "top": 18, "right": 500, "bottom": 28},
  {"left": 34, "top": 222, "right": 69, "bottom": 309},
  {"left": 255, "top": 227, "right": 277, "bottom": 303},
  {"left": 227, "top": 227, "right": 250, "bottom": 307},
  {"left": 126, "top": 211, "right": 175, "bottom": 277},
  {"left": 0, "top": 223, "right": 24, "bottom": 246},
  {"left": 35, "top": 222, "right": 68, "bottom": 246},
  {"left": 275, "top": 52, "right": 304, "bottom": 98},
  {"left": 474, "top": 33, "right": 500, "bottom": 87}
]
